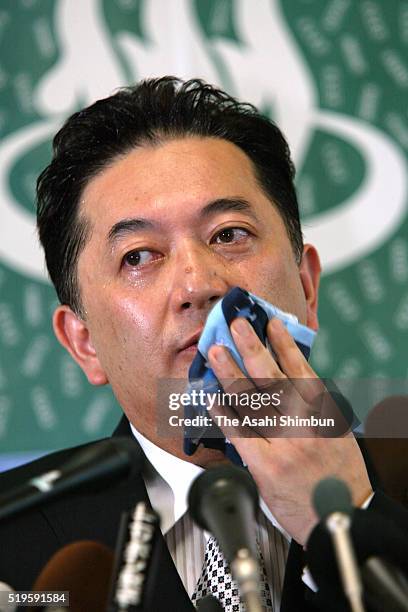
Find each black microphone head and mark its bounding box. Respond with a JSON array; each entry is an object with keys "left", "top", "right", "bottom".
[
  {"left": 63, "top": 437, "right": 143, "bottom": 477},
  {"left": 188, "top": 465, "right": 259, "bottom": 563},
  {"left": 196, "top": 594, "right": 224, "bottom": 611},
  {"left": 53, "top": 437, "right": 144, "bottom": 497},
  {"left": 188, "top": 465, "right": 258, "bottom": 531},
  {"left": 105, "top": 437, "right": 144, "bottom": 476},
  {"left": 313, "top": 477, "right": 353, "bottom": 520},
  {"left": 0, "top": 438, "right": 145, "bottom": 524}
]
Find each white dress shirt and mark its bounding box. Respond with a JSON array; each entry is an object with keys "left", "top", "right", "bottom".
[{"left": 130, "top": 424, "right": 290, "bottom": 609}]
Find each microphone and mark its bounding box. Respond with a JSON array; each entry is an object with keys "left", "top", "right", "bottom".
[
  {"left": 188, "top": 465, "right": 263, "bottom": 612},
  {"left": 0, "top": 581, "right": 17, "bottom": 612},
  {"left": 32, "top": 540, "right": 114, "bottom": 612},
  {"left": 308, "top": 506, "right": 408, "bottom": 612},
  {"left": 107, "top": 502, "right": 160, "bottom": 611},
  {"left": 312, "top": 477, "right": 365, "bottom": 612},
  {"left": 196, "top": 595, "right": 224, "bottom": 611},
  {"left": 0, "top": 438, "right": 142, "bottom": 522}
]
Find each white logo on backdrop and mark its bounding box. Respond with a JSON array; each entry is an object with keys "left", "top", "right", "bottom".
[{"left": 0, "top": 0, "right": 406, "bottom": 281}]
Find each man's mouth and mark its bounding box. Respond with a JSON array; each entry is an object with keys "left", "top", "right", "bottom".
[
  {"left": 180, "top": 343, "right": 198, "bottom": 353},
  {"left": 178, "top": 330, "right": 202, "bottom": 354}
]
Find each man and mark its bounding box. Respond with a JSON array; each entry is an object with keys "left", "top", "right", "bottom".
[{"left": 0, "top": 77, "right": 406, "bottom": 611}]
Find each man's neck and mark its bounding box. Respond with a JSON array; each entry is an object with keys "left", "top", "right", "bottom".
[{"left": 128, "top": 420, "right": 229, "bottom": 468}]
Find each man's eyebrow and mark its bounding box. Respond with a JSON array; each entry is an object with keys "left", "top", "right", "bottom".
[
  {"left": 107, "top": 198, "right": 259, "bottom": 246},
  {"left": 200, "top": 197, "right": 259, "bottom": 221},
  {"left": 107, "top": 218, "right": 155, "bottom": 246}
]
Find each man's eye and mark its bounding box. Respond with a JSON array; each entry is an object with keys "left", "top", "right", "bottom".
[
  {"left": 123, "top": 250, "right": 153, "bottom": 267},
  {"left": 213, "top": 227, "right": 250, "bottom": 244}
]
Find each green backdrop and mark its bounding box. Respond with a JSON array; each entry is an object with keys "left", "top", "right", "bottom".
[{"left": 0, "top": 0, "right": 407, "bottom": 466}]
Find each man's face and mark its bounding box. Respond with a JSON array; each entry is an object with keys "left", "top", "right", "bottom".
[{"left": 54, "top": 137, "right": 320, "bottom": 456}]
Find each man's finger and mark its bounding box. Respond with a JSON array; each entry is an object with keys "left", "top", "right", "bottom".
[
  {"left": 207, "top": 344, "right": 252, "bottom": 395},
  {"left": 267, "top": 318, "right": 326, "bottom": 405},
  {"left": 230, "top": 317, "right": 285, "bottom": 380}
]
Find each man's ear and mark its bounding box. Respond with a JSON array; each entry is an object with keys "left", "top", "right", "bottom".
[
  {"left": 299, "top": 244, "right": 321, "bottom": 331},
  {"left": 52, "top": 305, "right": 108, "bottom": 386}
]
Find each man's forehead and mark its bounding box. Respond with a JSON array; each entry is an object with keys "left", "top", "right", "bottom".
[{"left": 78, "top": 136, "right": 277, "bottom": 235}]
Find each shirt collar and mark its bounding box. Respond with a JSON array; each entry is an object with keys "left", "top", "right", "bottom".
[
  {"left": 130, "top": 422, "right": 290, "bottom": 540},
  {"left": 130, "top": 423, "right": 203, "bottom": 532}
]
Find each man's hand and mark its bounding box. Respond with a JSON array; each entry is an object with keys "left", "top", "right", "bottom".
[{"left": 207, "top": 316, "right": 373, "bottom": 545}]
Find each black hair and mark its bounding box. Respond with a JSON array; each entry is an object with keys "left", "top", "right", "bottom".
[{"left": 37, "top": 76, "right": 303, "bottom": 316}]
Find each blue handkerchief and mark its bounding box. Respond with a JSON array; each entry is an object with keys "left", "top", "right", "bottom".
[{"left": 183, "top": 287, "right": 316, "bottom": 464}]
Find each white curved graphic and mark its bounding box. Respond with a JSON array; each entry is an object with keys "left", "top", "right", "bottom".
[
  {"left": 212, "top": 0, "right": 316, "bottom": 168},
  {"left": 116, "top": 0, "right": 220, "bottom": 85},
  {"left": 204, "top": 0, "right": 408, "bottom": 272},
  {"left": 0, "top": 121, "right": 59, "bottom": 282},
  {"left": 304, "top": 110, "right": 408, "bottom": 273},
  {"left": 35, "top": 0, "right": 125, "bottom": 115}
]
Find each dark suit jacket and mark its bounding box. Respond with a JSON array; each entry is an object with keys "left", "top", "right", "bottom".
[{"left": 0, "top": 417, "right": 407, "bottom": 611}]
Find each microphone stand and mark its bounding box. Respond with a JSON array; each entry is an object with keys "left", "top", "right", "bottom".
[
  {"left": 326, "top": 512, "right": 365, "bottom": 612},
  {"left": 231, "top": 548, "right": 263, "bottom": 612},
  {"left": 362, "top": 557, "right": 408, "bottom": 612},
  {"left": 188, "top": 466, "right": 264, "bottom": 612}
]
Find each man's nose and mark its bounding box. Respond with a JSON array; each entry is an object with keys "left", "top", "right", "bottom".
[{"left": 169, "top": 244, "right": 232, "bottom": 313}]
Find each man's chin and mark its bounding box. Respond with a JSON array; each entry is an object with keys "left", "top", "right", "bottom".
[{"left": 168, "top": 356, "right": 196, "bottom": 379}]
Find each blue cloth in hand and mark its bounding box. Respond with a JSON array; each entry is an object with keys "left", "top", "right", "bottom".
[{"left": 183, "top": 287, "right": 316, "bottom": 464}]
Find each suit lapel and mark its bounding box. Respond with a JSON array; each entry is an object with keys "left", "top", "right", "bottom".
[{"left": 111, "top": 417, "right": 195, "bottom": 611}]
